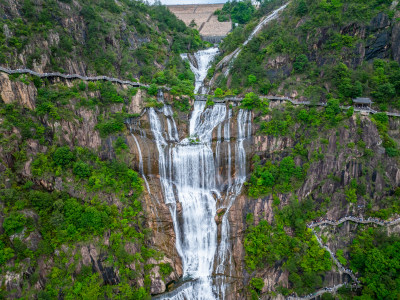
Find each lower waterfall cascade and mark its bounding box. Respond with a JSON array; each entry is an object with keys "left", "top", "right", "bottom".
[
  {"left": 148, "top": 95, "right": 251, "bottom": 300},
  {"left": 130, "top": 47, "right": 253, "bottom": 299}
]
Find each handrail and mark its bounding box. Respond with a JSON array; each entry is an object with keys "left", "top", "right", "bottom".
[
  {"left": 0, "top": 66, "right": 151, "bottom": 88},
  {"left": 290, "top": 216, "right": 400, "bottom": 299}
]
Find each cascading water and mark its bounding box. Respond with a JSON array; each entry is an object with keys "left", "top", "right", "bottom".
[
  {"left": 211, "top": 3, "right": 288, "bottom": 79},
  {"left": 181, "top": 47, "right": 219, "bottom": 94},
  {"left": 144, "top": 47, "right": 252, "bottom": 300}
]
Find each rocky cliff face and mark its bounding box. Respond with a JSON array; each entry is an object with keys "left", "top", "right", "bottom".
[
  {"left": 0, "top": 73, "right": 182, "bottom": 297},
  {"left": 0, "top": 0, "right": 202, "bottom": 82},
  {"left": 224, "top": 108, "right": 400, "bottom": 298},
  {"left": 127, "top": 96, "right": 400, "bottom": 298},
  {"left": 1, "top": 66, "right": 400, "bottom": 298}
]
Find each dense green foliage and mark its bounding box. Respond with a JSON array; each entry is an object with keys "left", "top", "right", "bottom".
[
  {"left": 216, "top": 0, "right": 400, "bottom": 110},
  {"left": 214, "top": 0, "right": 255, "bottom": 24},
  {"left": 0, "top": 181, "right": 158, "bottom": 298},
  {"left": 0, "top": 0, "right": 203, "bottom": 84},
  {"left": 247, "top": 155, "right": 307, "bottom": 197},
  {"left": 350, "top": 228, "right": 400, "bottom": 299},
  {"left": 245, "top": 198, "right": 332, "bottom": 296},
  {"left": 240, "top": 92, "right": 269, "bottom": 113},
  {"left": 32, "top": 146, "right": 143, "bottom": 196}
]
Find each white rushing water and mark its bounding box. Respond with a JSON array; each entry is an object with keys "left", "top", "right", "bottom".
[
  {"left": 212, "top": 3, "right": 288, "bottom": 78},
  {"left": 181, "top": 47, "right": 219, "bottom": 94},
  {"left": 143, "top": 47, "right": 252, "bottom": 299}
]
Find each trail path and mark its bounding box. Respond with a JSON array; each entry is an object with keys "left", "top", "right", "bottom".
[
  {"left": 2, "top": 67, "right": 399, "bottom": 117},
  {"left": 0, "top": 66, "right": 149, "bottom": 88},
  {"left": 288, "top": 216, "right": 400, "bottom": 299}
]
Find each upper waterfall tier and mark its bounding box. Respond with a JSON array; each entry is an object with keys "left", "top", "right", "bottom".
[{"left": 181, "top": 47, "right": 220, "bottom": 94}]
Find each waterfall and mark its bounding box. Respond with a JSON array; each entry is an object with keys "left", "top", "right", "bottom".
[
  {"left": 211, "top": 3, "right": 288, "bottom": 78},
  {"left": 181, "top": 47, "right": 219, "bottom": 94},
  {"left": 146, "top": 48, "right": 252, "bottom": 299}
]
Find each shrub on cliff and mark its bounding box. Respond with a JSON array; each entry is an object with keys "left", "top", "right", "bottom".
[
  {"left": 73, "top": 162, "right": 92, "bottom": 179},
  {"left": 53, "top": 146, "right": 75, "bottom": 168},
  {"left": 95, "top": 114, "right": 125, "bottom": 137},
  {"left": 241, "top": 92, "right": 266, "bottom": 111},
  {"left": 3, "top": 212, "right": 27, "bottom": 236}
]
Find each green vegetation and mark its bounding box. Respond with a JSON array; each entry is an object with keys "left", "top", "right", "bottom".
[
  {"left": 214, "top": 0, "right": 255, "bottom": 24},
  {"left": 173, "top": 97, "right": 191, "bottom": 113},
  {"left": 32, "top": 146, "right": 143, "bottom": 196},
  {"left": 372, "top": 112, "right": 399, "bottom": 156},
  {"left": 245, "top": 198, "right": 332, "bottom": 296},
  {"left": 241, "top": 92, "right": 269, "bottom": 113},
  {"left": 0, "top": 0, "right": 204, "bottom": 84},
  {"left": 95, "top": 114, "right": 126, "bottom": 137},
  {"left": 206, "top": 98, "right": 215, "bottom": 107},
  {"left": 336, "top": 249, "right": 347, "bottom": 266},
  {"left": 249, "top": 277, "right": 264, "bottom": 299},
  {"left": 247, "top": 155, "right": 307, "bottom": 197},
  {"left": 0, "top": 180, "right": 157, "bottom": 298},
  {"left": 216, "top": 0, "right": 400, "bottom": 110},
  {"left": 350, "top": 228, "right": 400, "bottom": 299}
]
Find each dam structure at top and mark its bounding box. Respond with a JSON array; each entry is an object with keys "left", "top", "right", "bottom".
[{"left": 168, "top": 4, "right": 232, "bottom": 43}]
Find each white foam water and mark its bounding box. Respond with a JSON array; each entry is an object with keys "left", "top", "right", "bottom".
[
  {"left": 143, "top": 47, "right": 252, "bottom": 299},
  {"left": 147, "top": 100, "right": 252, "bottom": 300},
  {"left": 181, "top": 47, "right": 219, "bottom": 94}
]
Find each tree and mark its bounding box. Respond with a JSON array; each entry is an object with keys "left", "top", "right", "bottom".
[
  {"left": 296, "top": 0, "right": 308, "bottom": 17},
  {"left": 230, "top": 0, "right": 255, "bottom": 24},
  {"left": 0, "top": 242, "right": 14, "bottom": 264},
  {"left": 345, "top": 188, "right": 357, "bottom": 203},
  {"left": 325, "top": 99, "right": 341, "bottom": 124},
  {"left": 53, "top": 146, "right": 75, "bottom": 167},
  {"left": 346, "top": 106, "right": 354, "bottom": 117},
  {"left": 147, "top": 83, "right": 158, "bottom": 96},
  {"left": 297, "top": 109, "right": 310, "bottom": 122},
  {"left": 247, "top": 74, "right": 257, "bottom": 86},
  {"left": 73, "top": 162, "right": 92, "bottom": 178},
  {"left": 249, "top": 277, "right": 265, "bottom": 291},
  {"left": 3, "top": 212, "right": 27, "bottom": 235},
  {"left": 214, "top": 88, "right": 224, "bottom": 98},
  {"left": 241, "top": 92, "right": 261, "bottom": 110},
  {"left": 189, "top": 19, "right": 196, "bottom": 28},
  {"left": 293, "top": 54, "right": 308, "bottom": 73},
  {"left": 372, "top": 83, "right": 396, "bottom": 103}
]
